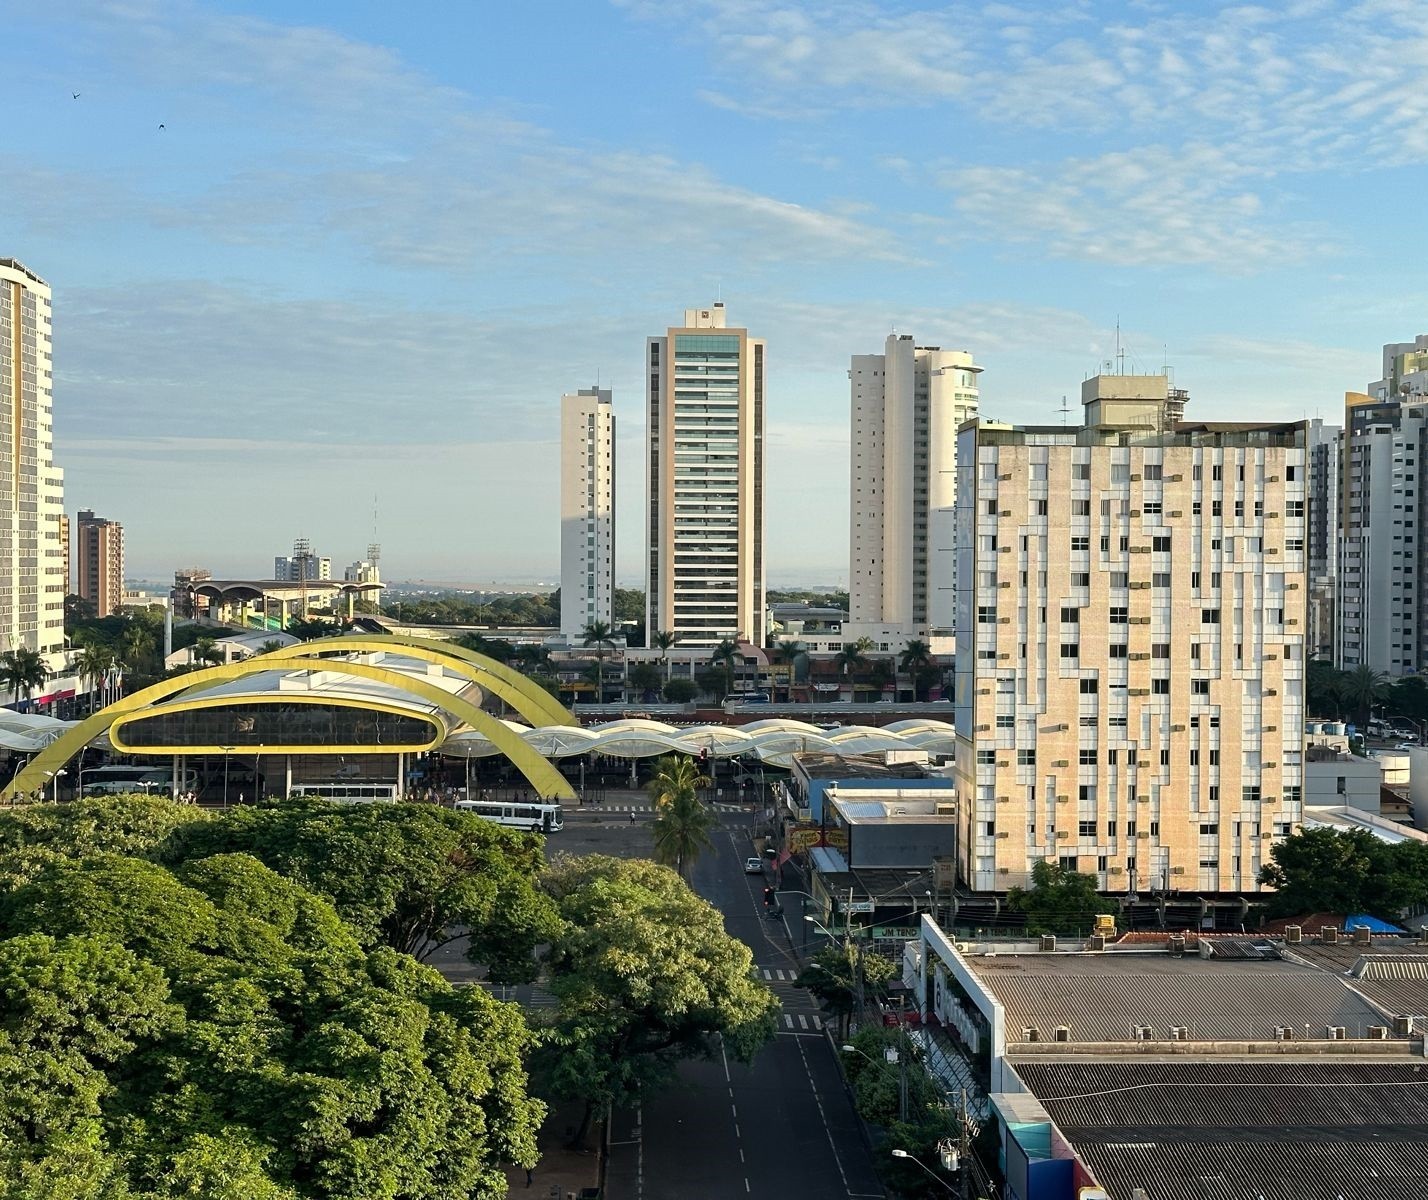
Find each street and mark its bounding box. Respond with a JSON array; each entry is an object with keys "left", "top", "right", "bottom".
[{"left": 575, "top": 793, "right": 885, "bottom": 1200}]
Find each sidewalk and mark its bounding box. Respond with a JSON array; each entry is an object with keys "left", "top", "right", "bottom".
[{"left": 503, "top": 1099, "right": 601, "bottom": 1199}]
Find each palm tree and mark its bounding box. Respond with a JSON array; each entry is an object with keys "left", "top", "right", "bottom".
[
  {"left": 646, "top": 754, "right": 711, "bottom": 810},
  {"left": 710, "top": 638, "right": 740, "bottom": 700},
  {"left": 773, "top": 640, "right": 803, "bottom": 702},
  {"left": 1340, "top": 664, "right": 1390, "bottom": 728},
  {"left": 73, "top": 643, "right": 115, "bottom": 713},
  {"left": 652, "top": 630, "right": 679, "bottom": 681},
  {"left": 582, "top": 620, "right": 616, "bottom": 702},
  {"left": 898, "top": 639, "right": 934, "bottom": 701},
  {"left": 0, "top": 648, "right": 48, "bottom": 711},
  {"left": 648, "top": 754, "right": 716, "bottom": 879}
]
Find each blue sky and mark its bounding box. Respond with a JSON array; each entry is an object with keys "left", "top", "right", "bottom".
[{"left": 5, "top": 0, "right": 1424, "bottom": 584}]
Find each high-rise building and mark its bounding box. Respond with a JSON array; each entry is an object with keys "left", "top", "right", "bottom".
[
  {"left": 75, "top": 509, "right": 126, "bottom": 617},
  {"left": 954, "top": 373, "right": 1307, "bottom": 895},
  {"left": 0, "top": 259, "right": 65, "bottom": 661},
  {"left": 848, "top": 335, "right": 979, "bottom": 653},
  {"left": 560, "top": 386, "right": 615, "bottom": 638},
  {"left": 1335, "top": 334, "right": 1428, "bottom": 674},
  {"left": 1305, "top": 418, "right": 1340, "bottom": 661},
  {"left": 646, "top": 303, "right": 764, "bottom": 649},
  {"left": 274, "top": 538, "right": 331, "bottom": 582}
]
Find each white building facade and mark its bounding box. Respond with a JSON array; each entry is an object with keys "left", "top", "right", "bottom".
[
  {"left": 0, "top": 259, "right": 65, "bottom": 664},
  {"left": 646, "top": 303, "right": 764, "bottom": 649},
  {"left": 1336, "top": 335, "right": 1428, "bottom": 674},
  {"left": 954, "top": 374, "right": 1308, "bottom": 895},
  {"left": 848, "top": 336, "right": 979, "bottom": 654},
  {"left": 560, "top": 386, "right": 615, "bottom": 638}
]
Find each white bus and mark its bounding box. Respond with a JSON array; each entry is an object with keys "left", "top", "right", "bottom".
[
  {"left": 454, "top": 798, "right": 564, "bottom": 833},
  {"left": 290, "top": 783, "right": 400, "bottom": 804}
]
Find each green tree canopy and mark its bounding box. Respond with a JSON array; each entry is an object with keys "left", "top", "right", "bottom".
[
  {"left": 0, "top": 830, "right": 544, "bottom": 1197},
  {"left": 535, "top": 855, "right": 777, "bottom": 1147},
  {"left": 1007, "top": 860, "right": 1117, "bottom": 936}
]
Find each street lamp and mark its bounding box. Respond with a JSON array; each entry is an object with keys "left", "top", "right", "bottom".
[{"left": 890, "top": 1148, "right": 956, "bottom": 1194}]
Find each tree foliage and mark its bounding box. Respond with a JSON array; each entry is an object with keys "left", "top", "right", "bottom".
[
  {"left": 534, "top": 855, "right": 777, "bottom": 1145},
  {"left": 0, "top": 802, "right": 546, "bottom": 1198},
  {"left": 159, "top": 798, "right": 560, "bottom": 982},
  {"left": 1007, "top": 860, "right": 1116, "bottom": 936},
  {"left": 1259, "top": 826, "right": 1428, "bottom": 919}
]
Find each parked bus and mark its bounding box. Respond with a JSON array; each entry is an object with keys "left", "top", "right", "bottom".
[
  {"left": 454, "top": 798, "right": 563, "bottom": 833},
  {"left": 290, "top": 783, "right": 400, "bottom": 804},
  {"left": 81, "top": 765, "right": 196, "bottom": 796}
]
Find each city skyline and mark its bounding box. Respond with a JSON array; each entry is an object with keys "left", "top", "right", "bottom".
[{"left": 3, "top": 2, "right": 1422, "bottom": 579}]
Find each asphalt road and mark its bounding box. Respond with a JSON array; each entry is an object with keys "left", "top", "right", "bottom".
[{"left": 582, "top": 796, "right": 885, "bottom": 1200}]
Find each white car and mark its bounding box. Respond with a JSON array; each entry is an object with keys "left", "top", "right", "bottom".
[{"left": 744, "top": 857, "right": 763, "bottom": 874}]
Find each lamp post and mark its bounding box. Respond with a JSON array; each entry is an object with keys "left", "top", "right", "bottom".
[{"left": 890, "top": 1148, "right": 956, "bottom": 1195}]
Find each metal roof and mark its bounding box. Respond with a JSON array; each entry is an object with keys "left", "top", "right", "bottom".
[{"left": 973, "top": 954, "right": 1390, "bottom": 1044}]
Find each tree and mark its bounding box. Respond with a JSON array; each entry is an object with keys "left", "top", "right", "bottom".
[
  {"left": 651, "top": 629, "right": 678, "bottom": 680},
  {"left": 159, "top": 798, "right": 561, "bottom": 982},
  {"left": 536, "top": 855, "right": 778, "bottom": 1148},
  {"left": 1339, "top": 664, "right": 1389, "bottom": 727},
  {"left": 73, "top": 641, "right": 115, "bottom": 713},
  {"left": 709, "top": 638, "right": 740, "bottom": 699},
  {"left": 772, "top": 639, "right": 803, "bottom": 701},
  {"left": 628, "top": 661, "right": 662, "bottom": 700},
  {"left": 663, "top": 676, "right": 698, "bottom": 704},
  {"left": 645, "top": 754, "right": 710, "bottom": 811},
  {"left": 0, "top": 648, "right": 48, "bottom": 710},
  {"left": 0, "top": 846, "right": 545, "bottom": 1196},
  {"left": 650, "top": 791, "right": 717, "bottom": 879},
  {"left": 1007, "top": 859, "right": 1116, "bottom": 936},
  {"left": 898, "top": 639, "right": 934, "bottom": 700}
]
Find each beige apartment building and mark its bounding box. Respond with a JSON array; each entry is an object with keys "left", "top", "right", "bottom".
[
  {"left": 953, "top": 375, "right": 1308, "bottom": 896},
  {"left": 646, "top": 303, "right": 764, "bottom": 649},
  {"left": 75, "top": 509, "right": 125, "bottom": 617},
  {"left": 0, "top": 259, "right": 65, "bottom": 662}
]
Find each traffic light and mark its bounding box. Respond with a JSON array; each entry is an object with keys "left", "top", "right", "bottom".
[{"left": 763, "top": 886, "right": 774, "bottom": 906}]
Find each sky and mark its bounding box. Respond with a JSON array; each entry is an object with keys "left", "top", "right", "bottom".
[{"left": 4, "top": 0, "right": 1425, "bottom": 585}]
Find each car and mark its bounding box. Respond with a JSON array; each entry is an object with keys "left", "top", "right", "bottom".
[{"left": 744, "top": 857, "right": 763, "bottom": 874}]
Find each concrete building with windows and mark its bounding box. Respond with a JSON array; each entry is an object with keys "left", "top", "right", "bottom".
[
  {"left": 646, "top": 303, "right": 764, "bottom": 649},
  {"left": 848, "top": 335, "right": 979, "bottom": 655},
  {"left": 1336, "top": 334, "right": 1428, "bottom": 674},
  {"left": 0, "top": 259, "right": 65, "bottom": 663},
  {"left": 560, "top": 386, "right": 615, "bottom": 638},
  {"left": 953, "top": 373, "right": 1308, "bottom": 895},
  {"left": 75, "top": 509, "right": 125, "bottom": 617}
]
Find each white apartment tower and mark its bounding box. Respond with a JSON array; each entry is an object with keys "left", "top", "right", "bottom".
[
  {"left": 0, "top": 260, "right": 65, "bottom": 663},
  {"left": 1336, "top": 335, "right": 1428, "bottom": 674},
  {"left": 560, "top": 386, "right": 615, "bottom": 638},
  {"left": 646, "top": 303, "right": 764, "bottom": 649},
  {"left": 849, "top": 335, "right": 979, "bottom": 652},
  {"left": 954, "top": 374, "right": 1308, "bottom": 896}
]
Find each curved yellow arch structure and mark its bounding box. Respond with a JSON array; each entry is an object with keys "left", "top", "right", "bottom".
[
  {"left": 3, "top": 656, "right": 574, "bottom": 803},
  {"left": 263, "top": 634, "right": 575, "bottom": 727}
]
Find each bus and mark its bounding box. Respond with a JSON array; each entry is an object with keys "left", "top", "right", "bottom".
[
  {"left": 81, "top": 765, "right": 196, "bottom": 796},
  {"left": 290, "top": 783, "right": 400, "bottom": 804},
  {"left": 454, "top": 798, "right": 564, "bottom": 833}
]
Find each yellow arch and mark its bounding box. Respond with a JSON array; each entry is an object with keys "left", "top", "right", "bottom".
[
  {"left": 3, "top": 656, "right": 574, "bottom": 803},
  {"left": 263, "top": 634, "right": 575, "bottom": 727}
]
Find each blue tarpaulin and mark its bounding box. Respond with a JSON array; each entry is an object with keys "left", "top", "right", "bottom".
[{"left": 1345, "top": 913, "right": 1406, "bottom": 934}]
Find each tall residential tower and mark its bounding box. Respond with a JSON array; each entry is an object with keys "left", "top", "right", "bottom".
[
  {"left": 560, "top": 386, "right": 615, "bottom": 639},
  {"left": 848, "top": 335, "right": 979, "bottom": 652},
  {"left": 954, "top": 374, "right": 1307, "bottom": 895},
  {"left": 75, "top": 509, "right": 125, "bottom": 617},
  {"left": 0, "top": 259, "right": 65, "bottom": 662},
  {"left": 646, "top": 303, "right": 764, "bottom": 649}
]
